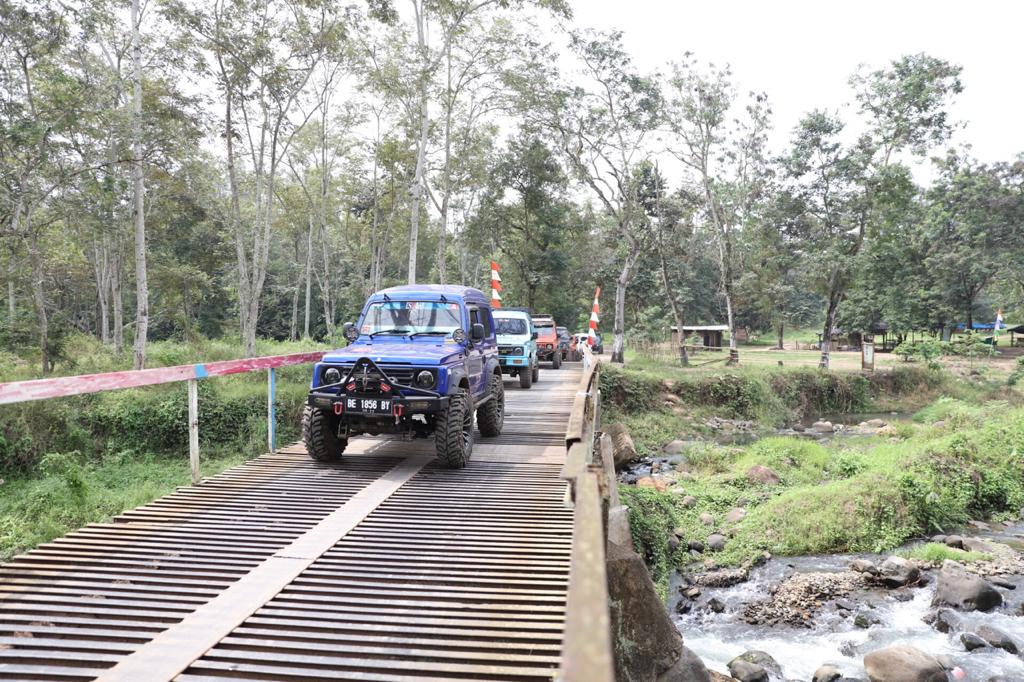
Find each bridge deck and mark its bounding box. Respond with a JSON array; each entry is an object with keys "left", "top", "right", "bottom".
[{"left": 0, "top": 366, "right": 581, "bottom": 682}]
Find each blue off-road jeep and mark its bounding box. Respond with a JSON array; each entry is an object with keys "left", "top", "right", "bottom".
[
  {"left": 303, "top": 285, "right": 504, "bottom": 468},
  {"left": 493, "top": 308, "right": 539, "bottom": 388}
]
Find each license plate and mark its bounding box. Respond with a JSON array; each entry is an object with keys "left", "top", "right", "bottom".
[{"left": 344, "top": 395, "right": 393, "bottom": 415}]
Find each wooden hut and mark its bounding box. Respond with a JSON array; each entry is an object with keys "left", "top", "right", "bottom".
[{"left": 671, "top": 325, "right": 728, "bottom": 351}]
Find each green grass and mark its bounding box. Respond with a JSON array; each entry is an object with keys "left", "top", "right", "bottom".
[
  {"left": 0, "top": 448, "right": 250, "bottom": 561},
  {"left": 898, "top": 542, "right": 992, "bottom": 564},
  {"left": 0, "top": 335, "right": 324, "bottom": 559},
  {"left": 609, "top": 355, "right": 1024, "bottom": 589}
]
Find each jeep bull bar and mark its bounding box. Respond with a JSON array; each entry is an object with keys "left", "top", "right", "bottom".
[{"left": 307, "top": 356, "right": 449, "bottom": 419}]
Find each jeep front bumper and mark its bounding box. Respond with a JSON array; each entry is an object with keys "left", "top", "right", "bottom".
[{"left": 307, "top": 391, "right": 450, "bottom": 417}]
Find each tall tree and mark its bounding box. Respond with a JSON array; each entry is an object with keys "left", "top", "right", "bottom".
[
  {"left": 784, "top": 54, "right": 962, "bottom": 367},
  {"left": 130, "top": 0, "right": 148, "bottom": 368},
  {"left": 536, "top": 30, "right": 660, "bottom": 363},
  {"left": 665, "top": 57, "right": 771, "bottom": 363}
]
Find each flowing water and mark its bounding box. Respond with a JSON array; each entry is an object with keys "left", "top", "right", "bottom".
[{"left": 674, "top": 547, "right": 1024, "bottom": 680}]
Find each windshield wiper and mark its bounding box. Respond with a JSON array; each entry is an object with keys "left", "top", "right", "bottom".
[
  {"left": 369, "top": 329, "right": 411, "bottom": 338},
  {"left": 409, "top": 331, "right": 449, "bottom": 337}
]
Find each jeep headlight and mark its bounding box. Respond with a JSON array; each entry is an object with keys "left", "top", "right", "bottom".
[
  {"left": 415, "top": 370, "right": 435, "bottom": 388},
  {"left": 516, "top": 347, "right": 524, "bottom": 356},
  {"left": 323, "top": 367, "right": 342, "bottom": 385},
  {"left": 546, "top": 343, "right": 553, "bottom": 350}
]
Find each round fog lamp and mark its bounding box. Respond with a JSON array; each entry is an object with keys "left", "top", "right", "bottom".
[
  {"left": 415, "top": 370, "right": 435, "bottom": 388},
  {"left": 324, "top": 367, "right": 342, "bottom": 384}
]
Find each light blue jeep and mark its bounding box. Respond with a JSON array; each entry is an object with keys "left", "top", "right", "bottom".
[{"left": 493, "top": 308, "right": 539, "bottom": 388}]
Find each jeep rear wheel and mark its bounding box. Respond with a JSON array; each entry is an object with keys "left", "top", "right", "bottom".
[
  {"left": 519, "top": 364, "right": 533, "bottom": 388},
  {"left": 477, "top": 373, "right": 504, "bottom": 437},
  {"left": 302, "top": 405, "right": 347, "bottom": 462},
  {"left": 435, "top": 389, "right": 473, "bottom": 468}
]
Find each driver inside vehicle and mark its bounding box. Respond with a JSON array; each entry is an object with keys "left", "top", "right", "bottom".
[{"left": 361, "top": 300, "right": 462, "bottom": 336}]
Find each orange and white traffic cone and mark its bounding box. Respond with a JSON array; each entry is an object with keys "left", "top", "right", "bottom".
[
  {"left": 588, "top": 287, "right": 600, "bottom": 349},
  {"left": 491, "top": 261, "right": 502, "bottom": 309}
]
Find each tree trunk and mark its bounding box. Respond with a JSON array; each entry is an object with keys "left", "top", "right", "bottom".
[
  {"left": 408, "top": 98, "right": 428, "bottom": 285},
  {"left": 656, "top": 210, "right": 688, "bottom": 367},
  {"left": 820, "top": 293, "right": 841, "bottom": 369},
  {"left": 611, "top": 243, "right": 640, "bottom": 364},
  {"left": 776, "top": 319, "right": 785, "bottom": 350},
  {"left": 304, "top": 214, "right": 312, "bottom": 339},
  {"left": 111, "top": 242, "right": 124, "bottom": 353},
  {"left": 130, "top": 0, "right": 148, "bottom": 370},
  {"left": 28, "top": 224, "right": 49, "bottom": 375},
  {"left": 407, "top": 5, "right": 430, "bottom": 285}
]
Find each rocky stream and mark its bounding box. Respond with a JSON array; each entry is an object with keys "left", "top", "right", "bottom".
[{"left": 618, "top": 417, "right": 1024, "bottom": 681}]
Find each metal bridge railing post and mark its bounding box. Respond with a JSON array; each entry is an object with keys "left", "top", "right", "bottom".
[
  {"left": 187, "top": 378, "right": 200, "bottom": 485},
  {"left": 267, "top": 367, "right": 277, "bottom": 453}
]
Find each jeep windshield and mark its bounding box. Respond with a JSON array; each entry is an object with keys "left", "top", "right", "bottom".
[
  {"left": 361, "top": 300, "right": 462, "bottom": 336},
  {"left": 495, "top": 317, "right": 528, "bottom": 335}
]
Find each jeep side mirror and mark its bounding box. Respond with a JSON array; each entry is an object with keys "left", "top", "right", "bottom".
[
  {"left": 531, "top": 331, "right": 538, "bottom": 340},
  {"left": 471, "top": 323, "right": 486, "bottom": 341},
  {"left": 343, "top": 322, "right": 358, "bottom": 343}
]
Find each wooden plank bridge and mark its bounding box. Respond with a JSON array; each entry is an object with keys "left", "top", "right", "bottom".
[{"left": 0, "top": 358, "right": 614, "bottom": 682}]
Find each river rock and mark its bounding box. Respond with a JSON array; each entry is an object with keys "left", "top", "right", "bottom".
[
  {"left": 877, "top": 556, "right": 920, "bottom": 588},
  {"left": 811, "top": 420, "right": 834, "bottom": 433},
  {"left": 863, "top": 644, "right": 946, "bottom": 681},
  {"left": 692, "top": 567, "right": 749, "bottom": 588},
  {"left": 813, "top": 666, "right": 842, "bottom": 682},
  {"left": 930, "top": 534, "right": 947, "bottom": 544},
  {"left": 725, "top": 507, "right": 747, "bottom": 523},
  {"left": 864, "top": 418, "right": 887, "bottom": 428},
  {"left": 657, "top": 645, "right": 711, "bottom": 682},
  {"left": 931, "top": 607, "right": 963, "bottom": 633},
  {"left": 606, "top": 537, "right": 683, "bottom": 679},
  {"left": 960, "top": 632, "right": 989, "bottom": 651},
  {"left": 682, "top": 495, "right": 698, "bottom": 507},
  {"left": 707, "top": 534, "right": 726, "bottom": 551},
  {"left": 664, "top": 439, "right": 687, "bottom": 456},
  {"left": 933, "top": 561, "right": 1002, "bottom": 611},
  {"left": 700, "top": 512, "right": 715, "bottom": 525},
  {"left": 729, "top": 651, "right": 781, "bottom": 677},
  {"left": 850, "top": 559, "right": 879, "bottom": 575},
  {"left": 976, "top": 624, "right": 1018, "bottom": 653},
  {"left": 944, "top": 535, "right": 964, "bottom": 549},
  {"left": 707, "top": 597, "right": 725, "bottom": 613},
  {"left": 746, "top": 464, "right": 781, "bottom": 486},
  {"left": 727, "top": 661, "right": 767, "bottom": 682},
  {"left": 961, "top": 537, "right": 996, "bottom": 553},
  {"left": 688, "top": 539, "right": 705, "bottom": 553},
  {"left": 636, "top": 476, "right": 667, "bottom": 492},
  {"left": 968, "top": 519, "right": 991, "bottom": 531},
  {"left": 854, "top": 611, "right": 881, "bottom": 628},
  {"left": 604, "top": 423, "right": 637, "bottom": 470}
]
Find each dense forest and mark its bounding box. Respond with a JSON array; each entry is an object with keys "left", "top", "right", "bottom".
[{"left": 2, "top": 0, "right": 1023, "bottom": 375}]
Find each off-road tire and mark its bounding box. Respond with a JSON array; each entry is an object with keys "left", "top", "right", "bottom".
[
  {"left": 552, "top": 351, "right": 561, "bottom": 369},
  {"left": 435, "top": 390, "right": 473, "bottom": 469},
  {"left": 303, "top": 405, "right": 347, "bottom": 462},
  {"left": 519, "top": 364, "right": 533, "bottom": 388},
  {"left": 477, "top": 373, "right": 505, "bottom": 437},
  {"left": 532, "top": 362, "right": 539, "bottom": 383}
]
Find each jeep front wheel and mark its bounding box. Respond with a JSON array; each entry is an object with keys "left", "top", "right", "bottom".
[
  {"left": 519, "top": 364, "right": 533, "bottom": 388},
  {"left": 302, "top": 405, "right": 347, "bottom": 462},
  {"left": 532, "top": 362, "right": 539, "bottom": 383},
  {"left": 478, "top": 373, "right": 504, "bottom": 437},
  {"left": 552, "top": 351, "right": 561, "bottom": 369},
  {"left": 435, "top": 389, "right": 473, "bottom": 468}
]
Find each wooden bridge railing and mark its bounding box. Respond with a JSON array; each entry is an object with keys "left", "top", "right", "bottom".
[
  {"left": 0, "top": 351, "right": 328, "bottom": 483},
  {"left": 558, "top": 345, "right": 616, "bottom": 682}
]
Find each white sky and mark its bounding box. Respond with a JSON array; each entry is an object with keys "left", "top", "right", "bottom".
[{"left": 566, "top": 0, "right": 1024, "bottom": 164}]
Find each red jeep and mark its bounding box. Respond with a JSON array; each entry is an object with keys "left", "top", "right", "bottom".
[{"left": 532, "top": 315, "right": 561, "bottom": 369}]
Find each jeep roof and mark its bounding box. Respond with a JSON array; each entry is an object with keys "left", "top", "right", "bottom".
[{"left": 368, "top": 284, "right": 490, "bottom": 306}]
